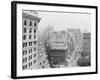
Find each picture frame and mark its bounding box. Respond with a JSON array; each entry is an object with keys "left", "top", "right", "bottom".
[{"left": 11, "top": 1, "right": 98, "bottom": 79}]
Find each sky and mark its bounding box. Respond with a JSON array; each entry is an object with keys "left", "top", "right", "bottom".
[{"left": 37, "top": 11, "right": 91, "bottom": 33}]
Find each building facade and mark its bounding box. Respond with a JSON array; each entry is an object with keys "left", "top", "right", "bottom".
[
  {"left": 82, "top": 33, "right": 91, "bottom": 53},
  {"left": 47, "top": 30, "right": 68, "bottom": 68},
  {"left": 49, "top": 31, "right": 68, "bottom": 50},
  {"left": 22, "top": 11, "right": 41, "bottom": 70},
  {"left": 82, "top": 33, "right": 91, "bottom": 62},
  {"left": 77, "top": 33, "right": 91, "bottom": 66}
]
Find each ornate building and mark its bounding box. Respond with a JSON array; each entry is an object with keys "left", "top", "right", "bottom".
[
  {"left": 49, "top": 31, "right": 68, "bottom": 50},
  {"left": 47, "top": 30, "right": 68, "bottom": 68}
]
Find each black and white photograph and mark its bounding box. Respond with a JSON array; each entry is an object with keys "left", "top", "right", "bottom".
[
  {"left": 11, "top": 1, "right": 97, "bottom": 79},
  {"left": 22, "top": 10, "right": 91, "bottom": 70}
]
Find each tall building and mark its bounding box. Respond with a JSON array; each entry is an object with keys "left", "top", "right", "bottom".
[
  {"left": 77, "top": 33, "right": 91, "bottom": 66},
  {"left": 22, "top": 11, "right": 41, "bottom": 70},
  {"left": 47, "top": 30, "right": 68, "bottom": 67},
  {"left": 82, "top": 33, "right": 91, "bottom": 59}
]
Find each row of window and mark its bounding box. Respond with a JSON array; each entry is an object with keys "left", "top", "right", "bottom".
[
  {"left": 23, "top": 41, "right": 37, "bottom": 48},
  {"left": 23, "top": 48, "right": 37, "bottom": 55},
  {"left": 23, "top": 28, "right": 36, "bottom": 33},
  {"left": 23, "top": 57, "right": 27, "bottom": 63},
  {"left": 52, "top": 43, "right": 67, "bottom": 45},
  {"left": 23, "top": 50, "right": 27, "bottom": 55},
  {"left": 29, "top": 48, "right": 32, "bottom": 53},
  {"left": 23, "top": 64, "right": 27, "bottom": 70},
  {"left": 23, "top": 34, "right": 36, "bottom": 40},
  {"left": 29, "top": 55, "right": 32, "bottom": 60},
  {"left": 23, "top": 60, "right": 37, "bottom": 70},
  {"left": 23, "top": 54, "right": 37, "bottom": 63},
  {"left": 29, "top": 60, "right": 37, "bottom": 67},
  {"left": 24, "top": 20, "right": 37, "bottom": 27},
  {"left": 29, "top": 62, "right": 32, "bottom": 67}
]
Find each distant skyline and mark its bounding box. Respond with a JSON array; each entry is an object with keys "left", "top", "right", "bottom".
[{"left": 37, "top": 11, "right": 91, "bottom": 33}]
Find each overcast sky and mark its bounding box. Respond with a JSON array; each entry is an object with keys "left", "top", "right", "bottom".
[{"left": 37, "top": 11, "right": 91, "bottom": 33}]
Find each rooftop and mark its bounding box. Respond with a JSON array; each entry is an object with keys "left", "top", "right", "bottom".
[{"left": 23, "top": 10, "right": 41, "bottom": 21}]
